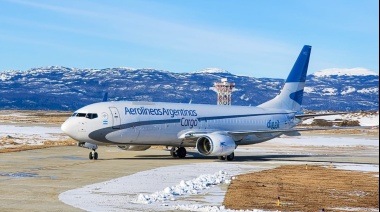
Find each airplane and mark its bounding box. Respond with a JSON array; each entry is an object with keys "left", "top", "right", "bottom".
[{"left": 60, "top": 45, "right": 356, "bottom": 161}]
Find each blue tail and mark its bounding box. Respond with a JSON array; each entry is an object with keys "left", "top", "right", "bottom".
[{"left": 259, "top": 45, "right": 312, "bottom": 111}]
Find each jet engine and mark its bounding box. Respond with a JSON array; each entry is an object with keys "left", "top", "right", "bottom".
[
  {"left": 117, "top": 145, "right": 151, "bottom": 151},
  {"left": 196, "top": 134, "right": 236, "bottom": 156}
]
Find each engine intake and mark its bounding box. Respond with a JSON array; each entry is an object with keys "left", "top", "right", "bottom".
[{"left": 196, "top": 134, "right": 236, "bottom": 156}]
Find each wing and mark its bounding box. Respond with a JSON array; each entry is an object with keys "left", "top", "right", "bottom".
[{"left": 179, "top": 126, "right": 376, "bottom": 139}]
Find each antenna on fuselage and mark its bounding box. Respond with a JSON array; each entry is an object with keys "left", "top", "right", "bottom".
[{"left": 189, "top": 99, "right": 192, "bottom": 104}]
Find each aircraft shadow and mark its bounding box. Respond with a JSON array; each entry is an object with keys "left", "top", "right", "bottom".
[{"left": 101, "top": 152, "right": 376, "bottom": 165}]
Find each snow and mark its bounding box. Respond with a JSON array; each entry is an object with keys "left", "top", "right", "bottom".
[
  {"left": 313, "top": 68, "right": 378, "bottom": 77},
  {"left": 194, "top": 68, "right": 230, "bottom": 74},
  {"left": 0, "top": 124, "right": 65, "bottom": 148},
  {"left": 341, "top": 86, "right": 356, "bottom": 95},
  {"left": 322, "top": 87, "right": 337, "bottom": 95},
  {"left": 301, "top": 112, "right": 379, "bottom": 126},
  {"left": 332, "top": 163, "right": 379, "bottom": 173},
  {"left": 59, "top": 162, "right": 273, "bottom": 212},
  {"left": 357, "top": 87, "right": 379, "bottom": 94},
  {"left": 0, "top": 73, "right": 11, "bottom": 81},
  {"left": 303, "top": 86, "right": 315, "bottom": 93}
]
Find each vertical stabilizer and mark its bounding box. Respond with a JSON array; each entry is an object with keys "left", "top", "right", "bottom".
[{"left": 259, "top": 45, "right": 312, "bottom": 111}]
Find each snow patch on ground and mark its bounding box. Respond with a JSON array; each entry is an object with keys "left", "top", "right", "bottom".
[
  {"left": 59, "top": 162, "right": 277, "bottom": 212},
  {"left": 0, "top": 124, "right": 65, "bottom": 148}
]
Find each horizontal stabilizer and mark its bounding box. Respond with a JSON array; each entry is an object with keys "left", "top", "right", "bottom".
[{"left": 295, "top": 112, "right": 350, "bottom": 120}]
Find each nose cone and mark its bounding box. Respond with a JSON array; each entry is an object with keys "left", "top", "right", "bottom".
[
  {"left": 61, "top": 120, "right": 69, "bottom": 135},
  {"left": 61, "top": 119, "right": 75, "bottom": 139}
]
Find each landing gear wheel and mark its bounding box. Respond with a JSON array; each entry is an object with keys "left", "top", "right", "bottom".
[
  {"left": 226, "top": 152, "right": 235, "bottom": 161},
  {"left": 170, "top": 147, "right": 187, "bottom": 158},
  {"left": 89, "top": 151, "right": 98, "bottom": 160},
  {"left": 170, "top": 147, "right": 178, "bottom": 157},
  {"left": 177, "top": 147, "right": 187, "bottom": 158},
  {"left": 218, "top": 156, "right": 226, "bottom": 160}
]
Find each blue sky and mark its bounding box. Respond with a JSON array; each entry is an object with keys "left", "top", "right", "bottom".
[{"left": 0, "top": 0, "right": 378, "bottom": 78}]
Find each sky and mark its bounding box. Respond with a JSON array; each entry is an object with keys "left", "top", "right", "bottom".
[{"left": 0, "top": 0, "right": 378, "bottom": 78}]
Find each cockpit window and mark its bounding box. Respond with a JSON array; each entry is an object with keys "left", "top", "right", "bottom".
[
  {"left": 77, "top": 113, "right": 86, "bottom": 117},
  {"left": 72, "top": 112, "right": 98, "bottom": 119},
  {"left": 86, "top": 113, "right": 98, "bottom": 119}
]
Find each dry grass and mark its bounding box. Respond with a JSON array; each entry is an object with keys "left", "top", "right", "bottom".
[
  {"left": 0, "top": 110, "right": 71, "bottom": 124},
  {"left": 224, "top": 165, "right": 379, "bottom": 212},
  {"left": 0, "top": 138, "right": 76, "bottom": 153},
  {"left": 302, "top": 128, "right": 379, "bottom": 136}
]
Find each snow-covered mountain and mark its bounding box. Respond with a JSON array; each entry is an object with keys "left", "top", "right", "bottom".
[
  {"left": 0, "top": 67, "right": 378, "bottom": 111},
  {"left": 312, "top": 68, "right": 378, "bottom": 77},
  {"left": 193, "top": 68, "right": 230, "bottom": 74}
]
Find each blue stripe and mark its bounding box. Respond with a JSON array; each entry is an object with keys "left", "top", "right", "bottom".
[
  {"left": 88, "top": 112, "right": 295, "bottom": 143},
  {"left": 289, "top": 89, "right": 304, "bottom": 105}
]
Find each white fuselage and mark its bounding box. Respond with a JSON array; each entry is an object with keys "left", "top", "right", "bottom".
[{"left": 61, "top": 101, "right": 297, "bottom": 147}]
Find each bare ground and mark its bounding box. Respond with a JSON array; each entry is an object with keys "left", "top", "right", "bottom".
[{"left": 224, "top": 165, "right": 379, "bottom": 212}]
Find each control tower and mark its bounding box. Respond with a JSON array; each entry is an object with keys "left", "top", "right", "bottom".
[{"left": 213, "top": 78, "right": 235, "bottom": 105}]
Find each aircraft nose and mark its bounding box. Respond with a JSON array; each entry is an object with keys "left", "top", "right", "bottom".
[{"left": 61, "top": 120, "right": 71, "bottom": 136}]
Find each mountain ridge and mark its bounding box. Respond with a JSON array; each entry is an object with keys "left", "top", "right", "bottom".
[{"left": 0, "top": 67, "right": 378, "bottom": 111}]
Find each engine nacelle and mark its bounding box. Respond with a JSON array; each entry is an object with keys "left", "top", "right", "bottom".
[
  {"left": 117, "top": 145, "right": 151, "bottom": 151},
  {"left": 196, "top": 134, "right": 236, "bottom": 156}
]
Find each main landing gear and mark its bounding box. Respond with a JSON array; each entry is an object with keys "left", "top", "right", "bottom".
[
  {"left": 170, "top": 147, "right": 187, "bottom": 158},
  {"left": 217, "top": 152, "right": 235, "bottom": 161}
]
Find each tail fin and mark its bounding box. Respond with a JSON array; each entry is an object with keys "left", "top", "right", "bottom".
[{"left": 259, "top": 45, "right": 312, "bottom": 111}]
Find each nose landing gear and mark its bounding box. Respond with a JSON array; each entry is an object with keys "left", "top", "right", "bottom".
[
  {"left": 78, "top": 142, "right": 99, "bottom": 160},
  {"left": 89, "top": 150, "right": 98, "bottom": 160}
]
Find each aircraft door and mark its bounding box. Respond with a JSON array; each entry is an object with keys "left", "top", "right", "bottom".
[
  {"left": 199, "top": 119, "right": 208, "bottom": 129},
  {"left": 109, "top": 107, "right": 121, "bottom": 129}
]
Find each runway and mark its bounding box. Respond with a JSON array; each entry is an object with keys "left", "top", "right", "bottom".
[{"left": 0, "top": 133, "right": 378, "bottom": 211}]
